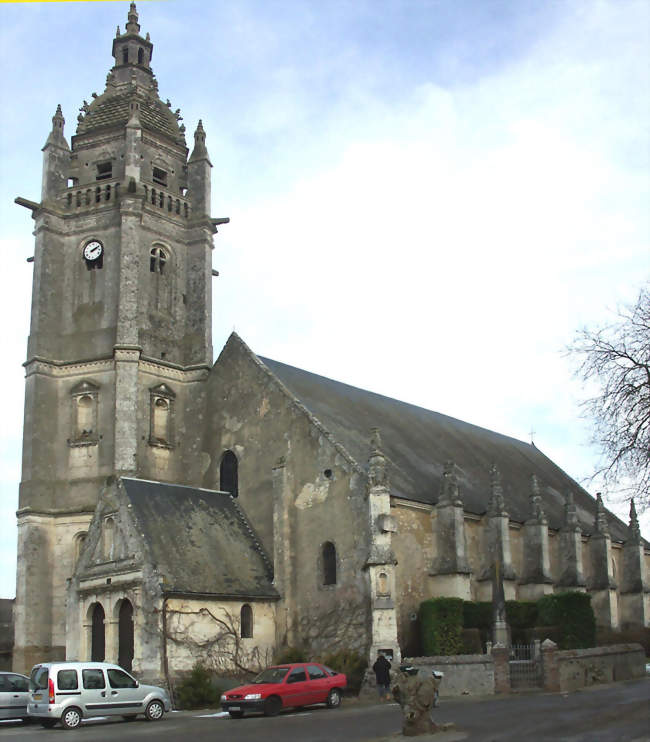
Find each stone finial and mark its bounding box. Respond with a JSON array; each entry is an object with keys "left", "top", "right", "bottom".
[
  {"left": 146, "top": 32, "right": 151, "bottom": 41},
  {"left": 189, "top": 119, "right": 210, "bottom": 162},
  {"left": 488, "top": 464, "right": 507, "bottom": 516},
  {"left": 438, "top": 460, "right": 462, "bottom": 507},
  {"left": 116, "top": 25, "right": 121, "bottom": 37},
  {"left": 44, "top": 104, "right": 68, "bottom": 148},
  {"left": 563, "top": 490, "right": 580, "bottom": 531},
  {"left": 594, "top": 492, "right": 609, "bottom": 535},
  {"left": 627, "top": 498, "right": 641, "bottom": 543},
  {"left": 126, "top": 3, "right": 140, "bottom": 34},
  {"left": 367, "top": 427, "right": 387, "bottom": 489},
  {"left": 529, "top": 474, "right": 547, "bottom": 523}
]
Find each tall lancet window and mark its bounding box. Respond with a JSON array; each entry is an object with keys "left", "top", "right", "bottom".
[
  {"left": 322, "top": 541, "right": 337, "bottom": 586},
  {"left": 149, "top": 384, "right": 175, "bottom": 448},
  {"left": 149, "top": 245, "right": 172, "bottom": 314},
  {"left": 220, "top": 451, "right": 239, "bottom": 497}
]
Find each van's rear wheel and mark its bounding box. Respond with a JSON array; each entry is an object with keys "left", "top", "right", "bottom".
[
  {"left": 61, "top": 706, "right": 83, "bottom": 729},
  {"left": 145, "top": 699, "right": 164, "bottom": 721}
]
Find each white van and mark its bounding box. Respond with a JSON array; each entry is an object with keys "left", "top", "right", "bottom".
[{"left": 28, "top": 661, "right": 171, "bottom": 729}]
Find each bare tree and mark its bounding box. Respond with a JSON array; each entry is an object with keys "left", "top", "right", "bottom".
[{"left": 568, "top": 285, "right": 650, "bottom": 508}]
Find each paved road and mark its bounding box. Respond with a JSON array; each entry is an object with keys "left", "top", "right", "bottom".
[{"left": 0, "top": 678, "right": 648, "bottom": 741}]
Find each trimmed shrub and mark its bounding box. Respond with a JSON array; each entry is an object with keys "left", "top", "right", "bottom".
[
  {"left": 505, "top": 601, "right": 538, "bottom": 629},
  {"left": 320, "top": 648, "right": 367, "bottom": 695},
  {"left": 274, "top": 646, "right": 307, "bottom": 664},
  {"left": 419, "top": 598, "right": 464, "bottom": 656},
  {"left": 462, "top": 601, "right": 492, "bottom": 631},
  {"left": 461, "top": 628, "right": 483, "bottom": 654},
  {"left": 537, "top": 592, "right": 596, "bottom": 649},
  {"left": 174, "top": 662, "right": 221, "bottom": 710}
]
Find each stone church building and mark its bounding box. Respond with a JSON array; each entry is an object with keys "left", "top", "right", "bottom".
[{"left": 13, "top": 5, "right": 649, "bottom": 683}]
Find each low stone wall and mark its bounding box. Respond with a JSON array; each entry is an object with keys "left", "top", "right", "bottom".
[
  {"left": 555, "top": 643, "right": 645, "bottom": 692},
  {"left": 402, "top": 654, "right": 495, "bottom": 697}
]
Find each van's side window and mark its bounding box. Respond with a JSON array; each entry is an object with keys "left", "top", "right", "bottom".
[
  {"left": 82, "top": 669, "right": 105, "bottom": 689},
  {"left": 107, "top": 668, "right": 137, "bottom": 689},
  {"left": 57, "top": 670, "right": 78, "bottom": 691}
]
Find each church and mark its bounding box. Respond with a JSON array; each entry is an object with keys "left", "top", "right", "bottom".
[{"left": 13, "top": 4, "right": 649, "bottom": 684}]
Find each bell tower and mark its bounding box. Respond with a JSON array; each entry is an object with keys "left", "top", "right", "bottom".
[{"left": 14, "top": 3, "right": 227, "bottom": 670}]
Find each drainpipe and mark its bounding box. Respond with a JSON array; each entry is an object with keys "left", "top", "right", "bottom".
[{"left": 161, "top": 595, "right": 175, "bottom": 708}]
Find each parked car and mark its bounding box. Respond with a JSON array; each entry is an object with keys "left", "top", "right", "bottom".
[
  {"left": 0, "top": 672, "right": 30, "bottom": 723},
  {"left": 27, "top": 661, "right": 171, "bottom": 729},
  {"left": 221, "top": 662, "right": 347, "bottom": 718}
]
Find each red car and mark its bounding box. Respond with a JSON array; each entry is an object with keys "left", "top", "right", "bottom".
[{"left": 220, "top": 663, "right": 347, "bottom": 718}]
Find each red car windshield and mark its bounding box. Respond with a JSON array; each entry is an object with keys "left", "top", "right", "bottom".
[{"left": 252, "top": 667, "right": 290, "bottom": 684}]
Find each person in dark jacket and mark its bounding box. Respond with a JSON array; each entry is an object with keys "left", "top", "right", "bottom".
[{"left": 372, "top": 653, "right": 392, "bottom": 701}]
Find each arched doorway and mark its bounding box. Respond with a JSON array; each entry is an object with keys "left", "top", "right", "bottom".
[
  {"left": 91, "top": 603, "right": 105, "bottom": 662},
  {"left": 118, "top": 600, "right": 134, "bottom": 671}
]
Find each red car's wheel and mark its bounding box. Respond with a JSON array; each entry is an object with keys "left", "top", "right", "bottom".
[
  {"left": 263, "top": 696, "right": 282, "bottom": 716},
  {"left": 327, "top": 688, "right": 342, "bottom": 708}
]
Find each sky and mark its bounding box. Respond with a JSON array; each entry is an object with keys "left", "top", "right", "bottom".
[{"left": 0, "top": 0, "right": 648, "bottom": 599}]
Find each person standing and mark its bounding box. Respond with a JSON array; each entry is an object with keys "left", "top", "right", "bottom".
[{"left": 372, "top": 653, "right": 392, "bottom": 701}]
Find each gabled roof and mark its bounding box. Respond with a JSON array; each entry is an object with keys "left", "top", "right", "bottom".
[
  {"left": 256, "top": 354, "right": 633, "bottom": 543},
  {"left": 121, "top": 478, "right": 278, "bottom": 599}
]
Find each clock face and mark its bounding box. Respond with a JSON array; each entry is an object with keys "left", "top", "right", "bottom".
[{"left": 83, "top": 240, "right": 103, "bottom": 262}]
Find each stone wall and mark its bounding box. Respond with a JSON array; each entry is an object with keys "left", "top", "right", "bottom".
[
  {"left": 403, "top": 655, "right": 495, "bottom": 697},
  {"left": 555, "top": 643, "right": 645, "bottom": 692},
  {"left": 0, "top": 599, "right": 14, "bottom": 671}
]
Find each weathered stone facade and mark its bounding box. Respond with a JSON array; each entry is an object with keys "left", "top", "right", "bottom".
[{"left": 13, "top": 4, "right": 649, "bottom": 682}]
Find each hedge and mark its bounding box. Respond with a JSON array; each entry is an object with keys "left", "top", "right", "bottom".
[
  {"left": 419, "top": 597, "right": 464, "bottom": 655},
  {"left": 537, "top": 592, "right": 595, "bottom": 649}
]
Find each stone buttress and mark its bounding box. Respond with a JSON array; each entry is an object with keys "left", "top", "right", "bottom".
[
  {"left": 619, "top": 500, "right": 650, "bottom": 628},
  {"left": 588, "top": 494, "right": 618, "bottom": 629}
]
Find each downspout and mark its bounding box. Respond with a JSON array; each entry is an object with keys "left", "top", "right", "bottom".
[{"left": 161, "top": 595, "right": 175, "bottom": 708}]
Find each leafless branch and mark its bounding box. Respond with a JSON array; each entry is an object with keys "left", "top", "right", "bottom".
[{"left": 567, "top": 284, "right": 650, "bottom": 509}]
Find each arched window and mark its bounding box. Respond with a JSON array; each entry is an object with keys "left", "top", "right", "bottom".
[
  {"left": 322, "top": 541, "right": 337, "bottom": 586},
  {"left": 122, "top": 47, "right": 128, "bottom": 64},
  {"left": 118, "top": 600, "right": 134, "bottom": 671},
  {"left": 220, "top": 450, "right": 238, "bottom": 497},
  {"left": 74, "top": 532, "right": 87, "bottom": 569},
  {"left": 69, "top": 381, "right": 99, "bottom": 446},
  {"left": 149, "top": 384, "right": 175, "bottom": 447},
  {"left": 91, "top": 603, "right": 105, "bottom": 661},
  {"left": 240, "top": 604, "right": 253, "bottom": 639},
  {"left": 378, "top": 572, "right": 389, "bottom": 596},
  {"left": 150, "top": 246, "right": 167, "bottom": 274},
  {"left": 137, "top": 48, "right": 144, "bottom": 65}
]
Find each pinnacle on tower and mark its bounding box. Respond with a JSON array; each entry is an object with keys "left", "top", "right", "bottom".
[
  {"left": 488, "top": 464, "right": 507, "bottom": 516},
  {"left": 628, "top": 498, "right": 641, "bottom": 543},
  {"left": 438, "top": 460, "right": 462, "bottom": 506},
  {"left": 529, "top": 473, "right": 547, "bottom": 523},
  {"left": 189, "top": 119, "right": 211, "bottom": 163},
  {"left": 43, "top": 104, "right": 69, "bottom": 149},
  {"left": 126, "top": 3, "right": 140, "bottom": 34},
  {"left": 367, "top": 427, "right": 387, "bottom": 489},
  {"left": 594, "top": 492, "right": 610, "bottom": 535},
  {"left": 563, "top": 490, "right": 579, "bottom": 530}
]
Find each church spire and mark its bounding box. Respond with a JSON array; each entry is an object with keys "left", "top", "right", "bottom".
[{"left": 125, "top": 2, "right": 140, "bottom": 34}]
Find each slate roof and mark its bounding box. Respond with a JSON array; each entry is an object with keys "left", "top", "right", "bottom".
[
  {"left": 258, "top": 356, "right": 635, "bottom": 544},
  {"left": 76, "top": 88, "right": 184, "bottom": 144},
  {"left": 121, "top": 478, "right": 278, "bottom": 599}
]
